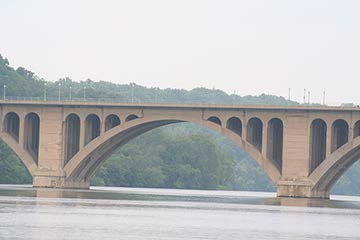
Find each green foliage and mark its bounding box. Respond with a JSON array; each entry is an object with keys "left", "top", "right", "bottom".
[
  {"left": 90, "top": 123, "right": 275, "bottom": 191},
  {"left": 0, "top": 141, "right": 32, "bottom": 184},
  {"left": 331, "top": 161, "right": 360, "bottom": 195}
]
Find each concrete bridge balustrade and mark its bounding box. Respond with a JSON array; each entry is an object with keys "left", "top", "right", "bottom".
[{"left": 1, "top": 100, "right": 360, "bottom": 199}]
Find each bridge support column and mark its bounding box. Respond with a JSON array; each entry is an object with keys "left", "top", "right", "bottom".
[
  {"left": 277, "top": 179, "right": 329, "bottom": 199},
  {"left": 33, "top": 170, "right": 89, "bottom": 189},
  {"left": 30, "top": 107, "right": 89, "bottom": 189}
]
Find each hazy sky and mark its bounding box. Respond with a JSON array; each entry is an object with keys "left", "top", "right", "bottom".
[{"left": 1, "top": 0, "right": 359, "bottom": 104}]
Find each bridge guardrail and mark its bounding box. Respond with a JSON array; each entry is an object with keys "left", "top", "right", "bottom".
[{"left": 0, "top": 96, "right": 359, "bottom": 107}]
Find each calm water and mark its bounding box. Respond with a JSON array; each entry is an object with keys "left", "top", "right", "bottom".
[{"left": 0, "top": 185, "right": 360, "bottom": 240}]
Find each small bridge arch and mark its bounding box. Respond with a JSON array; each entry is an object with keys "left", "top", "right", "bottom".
[
  {"left": 226, "top": 117, "right": 242, "bottom": 136},
  {"left": 353, "top": 120, "right": 360, "bottom": 139},
  {"left": 267, "top": 118, "right": 283, "bottom": 171},
  {"left": 246, "top": 117, "right": 263, "bottom": 152},
  {"left": 4, "top": 112, "right": 20, "bottom": 142},
  {"left": 24, "top": 112, "right": 40, "bottom": 164}
]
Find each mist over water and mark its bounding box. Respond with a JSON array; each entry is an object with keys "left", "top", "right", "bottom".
[{"left": 0, "top": 185, "right": 360, "bottom": 240}]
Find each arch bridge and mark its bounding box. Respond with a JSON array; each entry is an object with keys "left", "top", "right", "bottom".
[{"left": 1, "top": 100, "right": 360, "bottom": 199}]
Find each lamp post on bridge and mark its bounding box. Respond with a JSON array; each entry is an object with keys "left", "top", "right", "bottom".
[
  {"left": 69, "top": 86, "right": 72, "bottom": 101},
  {"left": 83, "top": 86, "right": 86, "bottom": 101},
  {"left": 58, "top": 83, "right": 61, "bottom": 101},
  {"left": 43, "top": 82, "right": 47, "bottom": 101},
  {"left": 232, "top": 90, "right": 236, "bottom": 105},
  {"left": 212, "top": 87, "right": 215, "bottom": 104},
  {"left": 154, "top": 88, "right": 158, "bottom": 103},
  {"left": 3, "top": 85, "right": 6, "bottom": 100},
  {"left": 131, "top": 83, "right": 134, "bottom": 103}
]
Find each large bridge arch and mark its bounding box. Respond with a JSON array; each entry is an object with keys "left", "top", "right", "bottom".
[
  {"left": 0, "top": 133, "right": 37, "bottom": 175},
  {"left": 309, "top": 136, "right": 360, "bottom": 198},
  {"left": 63, "top": 115, "right": 281, "bottom": 186},
  {"left": 0, "top": 111, "right": 37, "bottom": 175}
]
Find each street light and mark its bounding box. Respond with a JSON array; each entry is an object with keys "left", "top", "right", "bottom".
[
  {"left": 212, "top": 87, "right": 215, "bottom": 104},
  {"left": 83, "top": 86, "right": 86, "bottom": 101},
  {"left": 154, "top": 88, "right": 158, "bottom": 103},
  {"left": 233, "top": 90, "right": 236, "bottom": 105},
  {"left": 44, "top": 82, "right": 47, "bottom": 101},
  {"left": 3, "top": 85, "right": 6, "bottom": 100},
  {"left": 58, "top": 83, "right": 61, "bottom": 101},
  {"left": 69, "top": 86, "right": 72, "bottom": 101},
  {"left": 131, "top": 84, "right": 134, "bottom": 103}
]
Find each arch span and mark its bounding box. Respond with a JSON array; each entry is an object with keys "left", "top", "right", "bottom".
[
  {"left": 63, "top": 116, "right": 281, "bottom": 185},
  {"left": 0, "top": 133, "right": 37, "bottom": 175},
  {"left": 309, "top": 136, "right": 360, "bottom": 197}
]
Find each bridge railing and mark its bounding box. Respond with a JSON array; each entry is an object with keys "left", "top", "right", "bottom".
[{"left": 0, "top": 96, "right": 359, "bottom": 107}]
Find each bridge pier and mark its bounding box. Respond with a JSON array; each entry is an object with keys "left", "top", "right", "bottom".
[
  {"left": 33, "top": 171, "right": 89, "bottom": 189},
  {"left": 277, "top": 179, "right": 329, "bottom": 199}
]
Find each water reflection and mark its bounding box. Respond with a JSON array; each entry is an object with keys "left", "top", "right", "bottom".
[{"left": 1, "top": 185, "right": 360, "bottom": 209}]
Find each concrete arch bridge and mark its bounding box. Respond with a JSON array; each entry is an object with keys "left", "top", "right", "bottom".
[{"left": 1, "top": 100, "right": 360, "bottom": 199}]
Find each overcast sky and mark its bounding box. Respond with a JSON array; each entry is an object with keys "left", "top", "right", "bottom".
[{"left": 1, "top": 0, "right": 359, "bottom": 104}]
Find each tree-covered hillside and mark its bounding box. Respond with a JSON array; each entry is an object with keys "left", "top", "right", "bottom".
[{"left": 0, "top": 54, "right": 359, "bottom": 195}]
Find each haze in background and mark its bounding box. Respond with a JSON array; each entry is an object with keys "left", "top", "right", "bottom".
[{"left": 1, "top": 0, "right": 359, "bottom": 104}]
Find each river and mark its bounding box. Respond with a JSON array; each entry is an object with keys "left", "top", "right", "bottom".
[{"left": 0, "top": 185, "right": 359, "bottom": 239}]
